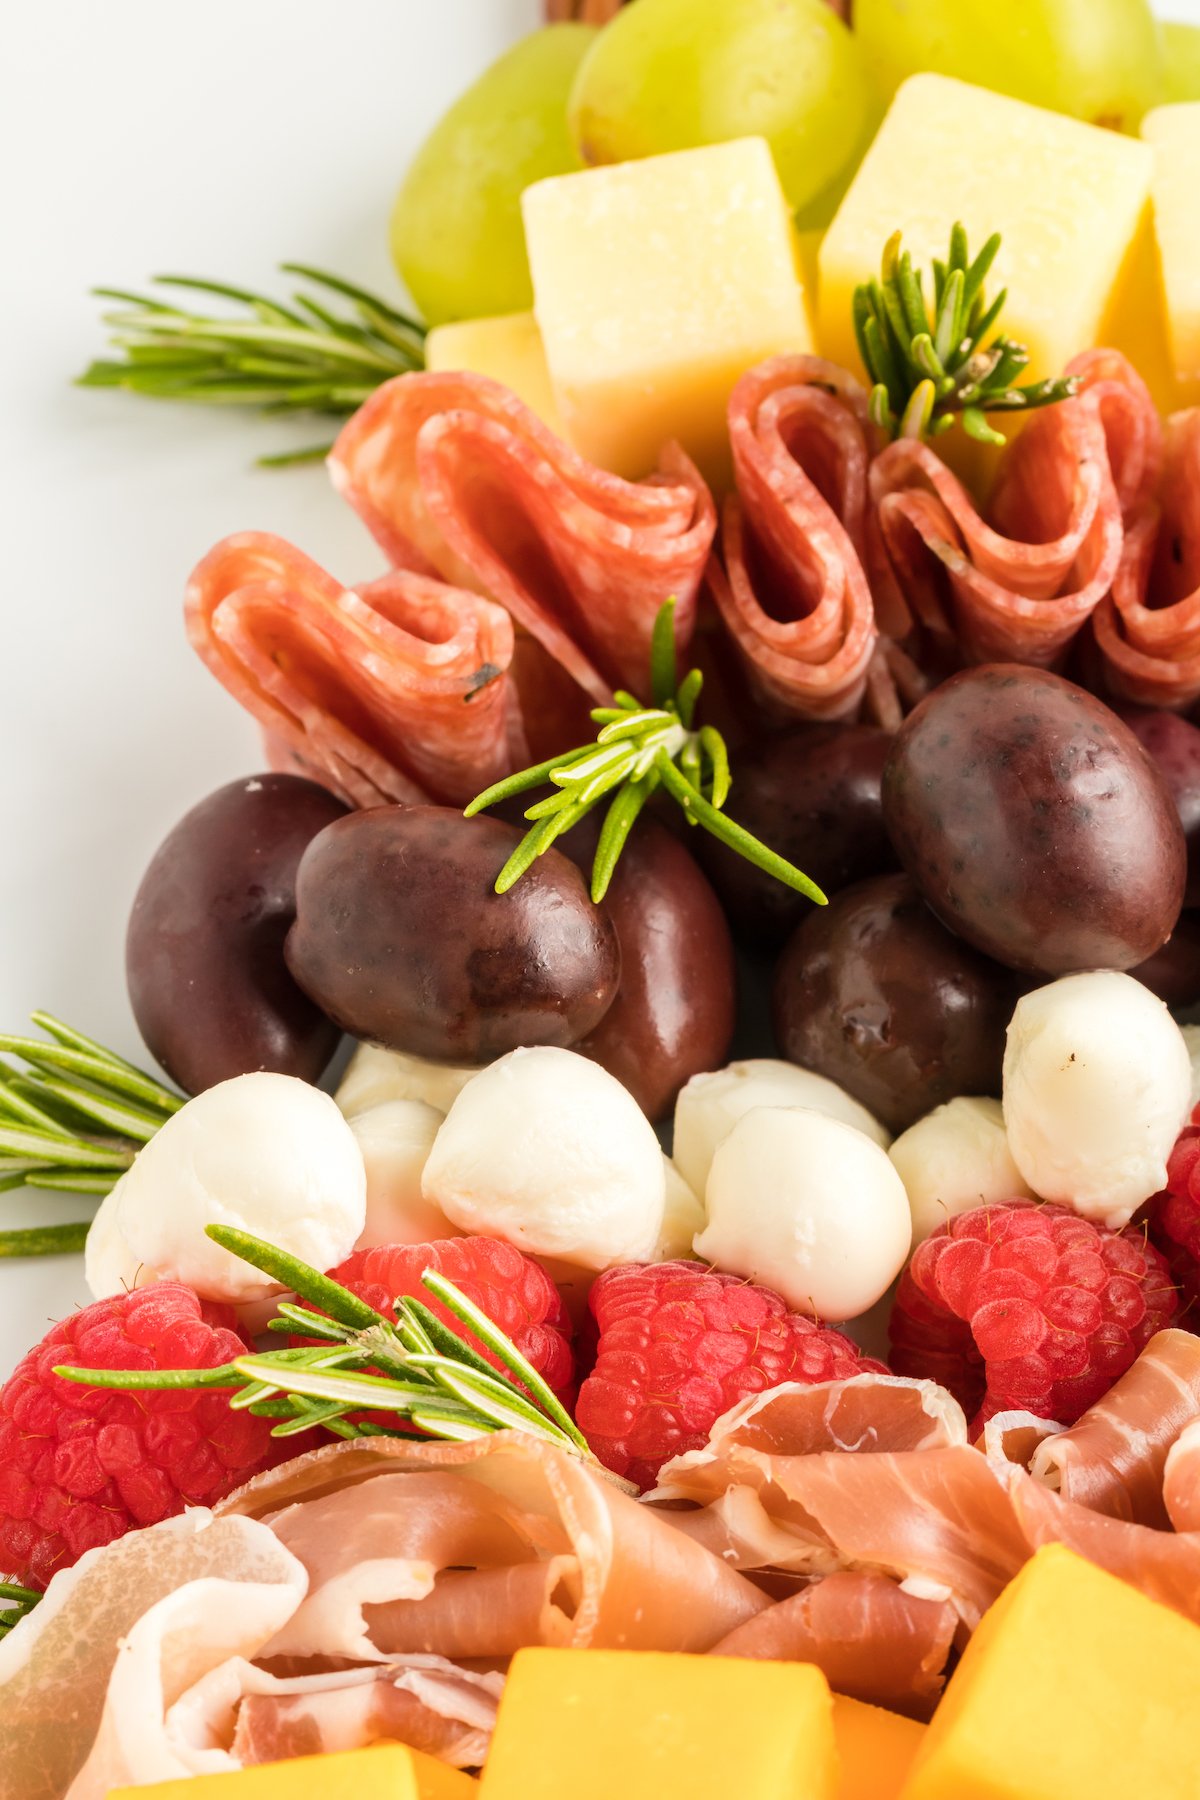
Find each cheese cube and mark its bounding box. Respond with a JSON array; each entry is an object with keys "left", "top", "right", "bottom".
[
  {"left": 479, "top": 1648, "right": 836, "bottom": 1800},
  {"left": 900, "top": 1545, "right": 1200, "bottom": 1799},
  {"left": 1142, "top": 103, "right": 1200, "bottom": 406},
  {"left": 425, "top": 311, "right": 564, "bottom": 436},
  {"left": 833, "top": 1695, "right": 925, "bottom": 1800},
  {"left": 112, "top": 1743, "right": 478, "bottom": 1799},
  {"left": 522, "top": 138, "right": 814, "bottom": 487},
  {"left": 819, "top": 76, "right": 1154, "bottom": 388}
]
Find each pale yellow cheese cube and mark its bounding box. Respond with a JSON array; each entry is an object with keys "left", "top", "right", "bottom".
[
  {"left": 1142, "top": 102, "right": 1200, "bottom": 407},
  {"left": 425, "top": 311, "right": 564, "bottom": 436},
  {"left": 819, "top": 75, "right": 1154, "bottom": 388},
  {"left": 522, "top": 137, "right": 814, "bottom": 487}
]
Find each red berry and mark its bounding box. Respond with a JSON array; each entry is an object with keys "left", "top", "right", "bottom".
[
  {"left": 1146, "top": 1104, "right": 1200, "bottom": 1311},
  {"left": 0, "top": 1284, "right": 279, "bottom": 1590},
  {"left": 575, "top": 1261, "right": 885, "bottom": 1492},
  {"left": 889, "top": 1200, "right": 1180, "bottom": 1432},
  {"left": 327, "top": 1237, "right": 575, "bottom": 1402}
]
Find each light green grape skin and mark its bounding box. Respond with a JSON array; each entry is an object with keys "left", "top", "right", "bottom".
[
  {"left": 390, "top": 24, "right": 595, "bottom": 327},
  {"left": 1163, "top": 22, "right": 1200, "bottom": 104},
  {"left": 567, "top": 0, "right": 870, "bottom": 214},
  {"left": 855, "top": 0, "right": 1164, "bottom": 134}
]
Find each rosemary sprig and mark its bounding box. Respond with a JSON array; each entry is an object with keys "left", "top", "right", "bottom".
[
  {"left": 853, "top": 223, "right": 1078, "bottom": 447},
  {"left": 0, "top": 1583, "right": 41, "bottom": 1638},
  {"left": 466, "top": 599, "right": 827, "bottom": 906},
  {"left": 78, "top": 265, "right": 426, "bottom": 467}
]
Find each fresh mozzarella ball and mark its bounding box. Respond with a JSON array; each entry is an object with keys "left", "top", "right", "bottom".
[
  {"left": 84, "top": 1176, "right": 148, "bottom": 1299},
  {"left": 108, "top": 1072, "right": 367, "bottom": 1303},
  {"left": 673, "top": 1058, "right": 890, "bottom": 1198},
  {"left": 1003, "top": 972, "right": 1192, "bottom": 1230},
  {"left": 335, "top": 1042, "right": 478, "bottom": 1120},
  {"left": 1181, "top": 1025, "right": 1200, "bottom": 1110},
  {"left": 889, "top": 1097, "right": 1033, "bottom": 1245},
  {"left": 350, "top": 1099, "right": 460, "bottom": 1248},
  {"left": 653, "top": 1158, "right": 705, "bottom": 1261},
  {"left": 423, "top": 1047, "right": 665, "bottom": 1269},
  {"left": 695, "top": 1106, "right": 912, "bottom": 1320}
]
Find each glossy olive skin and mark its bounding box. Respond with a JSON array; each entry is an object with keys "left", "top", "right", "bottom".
[
  {"left": 772, "top": 873, "right": 1016, "bottom": 1133},
  {"left": 1131, "top": 912, "right": 1200, "bottom": 1010},
  {"left": 1121, "top": 710, "right": 1200, "bottom": 908},
  {"left": 882, "top": 665, "right": 1186, "bottom": 975},
  {"left": 126, "top": 773, "right": 349, "bottom": 1094},
  {"left": 699, "top": 724, "right": 897, "bottom": 946},
  {"left": 285, "top": 805, "right": 620, "bottom": 1063},
  {"left": 560, "top": 814, "right": 736, "bottom": 1121}
]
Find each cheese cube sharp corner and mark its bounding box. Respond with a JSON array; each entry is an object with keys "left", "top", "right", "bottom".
[
  {"left": 818, "top": 75, "right": 1154, "bottom": 389},
  {"left": 1142, "top": 101, "right": 1200, "bottom": 408},
  {"left": 522, "top": 137, "right": 814, "bottom": 487},
  {"left": 424, "top": 311, "right": 564, "bottom": 436},
  {"left": 832, "top": 1694, "right": 925, "bottom": 1800},
  {"left": 108, "top": 1744, "right": 477, "bottom": 1799}
]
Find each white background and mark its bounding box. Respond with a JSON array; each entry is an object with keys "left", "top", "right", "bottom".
[{"left": 2, "top": 0, "right": 1198, "bottom": 1369}]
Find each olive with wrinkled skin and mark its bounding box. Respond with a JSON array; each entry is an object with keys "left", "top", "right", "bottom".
[
  {"left": 126, "top": 773, "right": 349, "bottom": 1094},
  {"left": 285, "top": 805, "right": 620, "bottom": 1063},
  {"left": 882, "top": 665, "right": 1186, "bottom": 975},
  {"left": 772, "top": 872, "right": 1016, "bottom": 1134},
  {"left": 1121, "top": 709, "right": 1200, "bottom": 908},
  {"left": 698, "top": 724, "right": 897, "bottom": 945}
]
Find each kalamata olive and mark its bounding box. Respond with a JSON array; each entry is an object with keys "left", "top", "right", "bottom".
[
  {"left": 1120, "top": 710, "right": 1200, "bottom": 908},
  {"left": 284, "top": 805, "right": 620, "bottom": 1063},
  {"left": 1130, "top": 912, "right": 1200, "bottom": 1009},
  {"left": 698, "top": 724, "right": 897, "bottom": 945},
  {"left": 882, "top": 665, "right": 1186, "bottom": 975},
  {"left": 772, "top": 872, "right": 1016, "bottom": 1134},
  {"left": 126, "top": 773, "right": 349, "bottom": 1094},
  {"left": 558, "top": 813, "right": 736, "bottom": 1121}
]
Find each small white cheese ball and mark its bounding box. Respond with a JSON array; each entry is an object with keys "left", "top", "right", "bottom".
[
  {"left": 889, "top": 1097, "right": 1034, "bottom": 1245},
  {"left": 1181, "top": 1025, "right": 1200, "bottom": 1109},
  {"left": 335, "top": 1042, "right": 478, "bottom": 1120},
  {"left": 673, "top": 1059, "right": 890, "bottom": 1198},
  {"left": 102, "top": 1072, "right": 367, "bottom": 1303},
  {"left": 85, "top": 1176, "right": 147, "bottom": 1299},
  {"left": 653, "top": 1158, "right": 705, "bottom": 1261},
  {"left": 1003, "top": 971, "right": 1192, "bottom": 1230},
  {"left": 423, "top": 1047, "right": 665, "bottom": 1269},
  {"left": 695, "top": 1106, "right": 912, "bottom": 1320},
  {"left": 349, "top": 1099, "right": 460, "bottom": 1248}
]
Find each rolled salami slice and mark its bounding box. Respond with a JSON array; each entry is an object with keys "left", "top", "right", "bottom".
[
  {"left": 704, "top": 356, "right": 880, "bottom": 721},
  {"left": 186, "top": 532, "right": 517, "bottom": 810},
  {"left": 329, "top": 371, "right": 717, "bottom": 702}
]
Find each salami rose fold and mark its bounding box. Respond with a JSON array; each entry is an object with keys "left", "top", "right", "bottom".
[
  {"left": 329, "top": 371, "right": 716, "bottom": 703},
  {"left": 186, "top": 533, "right": 517, "bottom": 809}
]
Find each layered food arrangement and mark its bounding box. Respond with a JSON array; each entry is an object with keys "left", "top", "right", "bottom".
[{"left": 9, "top": 2, "right": 1200, "bottom": 1794}]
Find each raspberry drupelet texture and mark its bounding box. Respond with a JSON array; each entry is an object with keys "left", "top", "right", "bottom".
[
  {"left": 889, "top": 1200, "right": 1179, "bottom": 1432},
  {"left": 575, "top": 1260, "right": 886, "bottom": 1491},
  {"left": 0, "top": 1283, "right": 278, "bottom": 1590},
  {"left": 327, "top": 1236, "right": 576, "bottom": 1402},
  {"left": 1146, "top": 1104, "right": 1200, "bottom": 1311}
]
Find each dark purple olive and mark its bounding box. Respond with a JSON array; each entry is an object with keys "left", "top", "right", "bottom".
[
  {"left": 126, "top": 773, "right": 349, "bottom": 1093},
  {"left": 698, "top": 724, "right": 897, "bottom": 945},
  {"left": 285, "top": 805, "right": 620, "bottom": 1063},
  {"left": 882, "top": 665, "right": 1186, "bottom": 975},
  {"left": 1131, "top": 912, "right": 1200, "bottom": 1009},
  {"left": 772, "top": 872, "right": 1016, "bottom": 1133},
  {"left": 1120, "top": 710, "right": 1200, "bottom": 908}
]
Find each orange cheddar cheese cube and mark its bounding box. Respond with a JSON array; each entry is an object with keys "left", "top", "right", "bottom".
[
  {"left": 479, "top": 1648, "right": 836, "bottom": 1800},
  {"left": 833, "top": 1695, "right": 925, "bottom": 1800},
  {"left": 900, "top": 1545, "right": 1200, "bottom": 1799},
  {"left": 110, "top": 1743, "right": 478, "bottom": 1799}
]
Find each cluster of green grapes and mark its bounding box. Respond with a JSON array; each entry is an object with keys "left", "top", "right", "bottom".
[{"left": 393, "top": 0, "right": 1200, "bottom": 328}]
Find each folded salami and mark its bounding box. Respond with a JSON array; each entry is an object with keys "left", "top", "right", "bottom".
[
  {"left": 185, "top": 532, "right": 517, "bottom": 809},
  {"left": 329, "top": 370, "right": 716, "bottom": 703}
]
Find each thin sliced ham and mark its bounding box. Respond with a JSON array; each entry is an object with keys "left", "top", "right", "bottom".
[
  {"left": 1164, "top": 1421, "right": 1200, "bottom": 1533},
  {"left": 329, "top": 371, "right": 716, "bottom": 702},
  {"left": 185, "top": 532, "right": 517, "bottom": 808}
]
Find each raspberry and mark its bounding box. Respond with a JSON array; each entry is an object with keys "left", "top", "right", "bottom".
[
  {"left": 0, "top": 1284, "right": 279, "bottom": 1590},
  {"left": 889, "top": 1201, "right": 1180, "bottom": 1432},
  {"left": 1145, "top": 1104, "right": 1200, "bottom": 1312},
  {"left": 574, "top": 1261, "right": 886, "bottom": 1492},
  {"left": 327, "top": 1237, "right": 576, "bottom": 1402}
]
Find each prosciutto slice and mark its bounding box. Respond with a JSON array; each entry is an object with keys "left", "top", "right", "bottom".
[
  {"left": 1164, "top": 1421, "right": 1200, "bottom": 1533},
  {"left": 185, "top": 532, "right": 517, "bottom": 809},
  {"left": 704, "top": 357, "right": 880, "bottom": 721},
  {"left": 329, "top": 371, "right": 716, "bottom": 702},
  {"left": 1093, "top": 408, "right": 1200, "bottom": 707}
]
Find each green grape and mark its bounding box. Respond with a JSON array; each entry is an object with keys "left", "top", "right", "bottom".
[
  {"left": 391, "top": 24, "right": 594, "bottom": 327},
  {"left": 855, "top": 0, "right": 1164, "bottom": 133},
  {"left": 1163, "top": 22, "right": 1200, "bottom": 104},
  {"left": 567, "top": 0, "right": 870, "bottom": 214}
]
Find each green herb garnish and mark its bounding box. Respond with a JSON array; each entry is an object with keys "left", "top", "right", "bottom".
[
  {"left": 78, "top": 266, "right": 425, "bottom": 467},
  {"left": 0, "top": 1583, "right": 41, "bottom": 1638},
  {"left": 853, "top": 223, "right": 1078, "bottom": 447},
  {"left": 466, "top": 599, "right": 827, "bottom": 905}
]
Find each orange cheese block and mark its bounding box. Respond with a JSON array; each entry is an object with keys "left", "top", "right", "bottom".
[
  {"left": 109, "top": 1743, "right": 478, "bottom": 1799},
  {"left": 900, "top": 1545, "right": 1200, "bottom": 1799},
  {"left": 479, "top": 1648, "right": 836, "bottom": 1800},
  {"left": 833, "top": 1695, "right": 925, "bottom": 1800}
]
